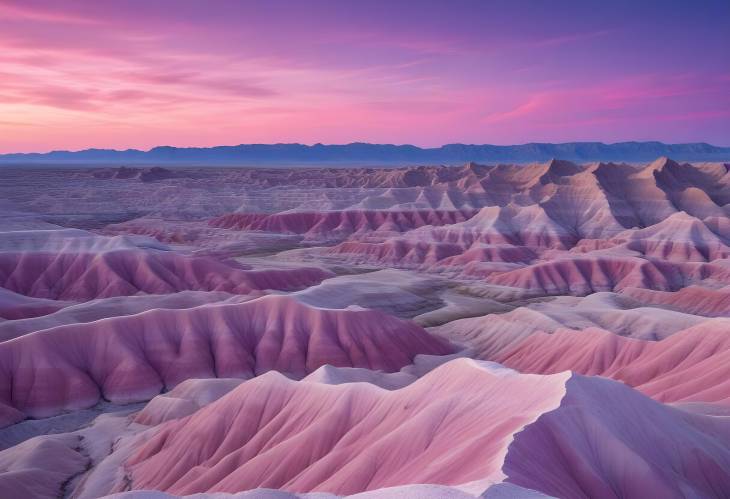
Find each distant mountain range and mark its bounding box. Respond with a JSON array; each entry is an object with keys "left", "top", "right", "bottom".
[{"left": 1, "top": 141, "right": 729, "bottom": 165}]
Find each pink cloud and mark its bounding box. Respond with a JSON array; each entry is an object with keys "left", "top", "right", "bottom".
[
  {"left": 0, "top": 2, "right": 99, "bottom": 25},
  {"left": 0, "top": 0, "right": 728, "bottom": 152}
]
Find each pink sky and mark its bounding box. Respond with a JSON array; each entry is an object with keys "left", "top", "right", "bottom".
[{"left": 0, "top": 0, "right": 728, "bottom": 152}]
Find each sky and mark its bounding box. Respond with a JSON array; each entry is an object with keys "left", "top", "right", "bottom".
[{"left": 0, "top": 0, "right": 728, "bottom": 153}]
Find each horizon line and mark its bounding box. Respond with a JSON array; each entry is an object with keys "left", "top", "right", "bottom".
[{"left": 2, "top": 139, "right": 730, "bottom": 156}]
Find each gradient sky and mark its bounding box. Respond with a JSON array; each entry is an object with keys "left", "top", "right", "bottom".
[{"left": 0, "top": 0, "right": 728, "bottom": 152}]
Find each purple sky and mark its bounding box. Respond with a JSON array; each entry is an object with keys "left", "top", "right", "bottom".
[{"left": 0, "top": 0, "right": 728, "bottom": 152}]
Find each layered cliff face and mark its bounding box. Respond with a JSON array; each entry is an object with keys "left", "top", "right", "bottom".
[
  {"left": 0, "top": 159, "right": 728, "bottom": 499},
  {"left": 0, "top": 293, "right": 452, "bottom": 425}
]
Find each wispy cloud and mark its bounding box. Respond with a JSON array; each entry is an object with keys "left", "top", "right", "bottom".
[
  {"left": 0, "top": 2, "right": 99, "bottom": 25},
  {"left": 0, "top": 0, "right": 728, "bottom": 151}
]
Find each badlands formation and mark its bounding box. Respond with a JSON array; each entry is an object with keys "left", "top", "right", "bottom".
[{"left": 0, "top": 157, "right": 728, "bottom": 498}]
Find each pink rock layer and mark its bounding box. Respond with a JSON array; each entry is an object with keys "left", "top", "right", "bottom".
[
  {"left": 118, "top": 359, "right": 730, "bottom": 498},
  {"left": 0, "top": 295, "right": 453, "bottom": 425},
  {"left": 0, "top": 434, "right": 88, "bottom": 498},
  {"left": 209, "top": 209, "right": 478, "bottom": 237},
  {"left": 315, "top": 210, "right": 730, "bottom": 284},
  {"left": 610, "top": 212, "right": 730, "bottom": 262},
  {"left": 503, "top": 373, "right": 730, "bottom": 498},
  {"left": 483, "top": 256, "right": 730, "bottom": 296},
  {"left": 270, "top": 159, "right": 729, "bottom": 281},
  {"left": 495, "top": 320, "right": 730, "bottom": 404},
  {"left": 120, "top": 360, "right": 569, "bottom": 495},
  {"left": 0, "top": 289, "right": 67, "bottom": 320},
  {"left": 620, "top": 285, "right": 730, "bottom": 317},
  {"left": 328, "top": 239, "right": 467, "bottom": 267},
  {"left": 0, "top": 250, "right": 331, "bottom": 301}
]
